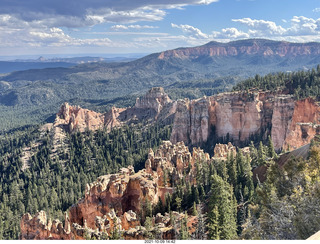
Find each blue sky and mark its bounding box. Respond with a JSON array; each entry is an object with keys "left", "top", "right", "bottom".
[{"left": 0, "top": 0, "right": 320, "bottom": 57}]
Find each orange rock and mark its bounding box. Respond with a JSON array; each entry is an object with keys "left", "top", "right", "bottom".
[{"left": 171, "top": 91, "right": 320, "bottom": 151}]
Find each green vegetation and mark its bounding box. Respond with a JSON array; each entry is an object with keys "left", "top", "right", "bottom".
[
  {"left": 233, "top": 65, "right": 320, "bottom": 100},
  {"left": 0, "top": 123, "right": 171, "bottom": 239},
  {"left": 2, "top": 61, "right": 320, "bottom": 239},
  {"left": 1, "top": 107, "right": 320, "bottom": 240},
  {"left": 242, "top": 143, "right": 320, "bottom": 239}
]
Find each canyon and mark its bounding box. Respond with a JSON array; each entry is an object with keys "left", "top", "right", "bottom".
[
  {"left": 3, "top": 39, "right": 320, "bottom": 132},
  {"left": 19, "top": 87, "right": 320, "bottom": 240},
  {"left": 20, "top": 141, "right": 208, "bottom": 240}
]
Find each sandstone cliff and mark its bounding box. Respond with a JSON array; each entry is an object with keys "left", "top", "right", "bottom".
[
  {"left": 20, "top": 141, "right": 209, "bottom": 240},
  {"left": 54, "top": 87, "right": 320, "bottom": 152},
  {"left": 170, "top": 92, "right": 320, "bottom": 151},
  {"left": 54, "top": 87, "right": 176, "bottom": 134}
]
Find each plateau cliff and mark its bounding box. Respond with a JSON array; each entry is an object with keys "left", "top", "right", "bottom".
[{"left": 158, "top": 39, "right": 320, "bottom": 60}]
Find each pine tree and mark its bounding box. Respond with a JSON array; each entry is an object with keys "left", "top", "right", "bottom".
[
  {"left": 267, "top": 135, "right": 277, "bottom": 159},
  {"left": 208, "top": 174, "right": 237, "bottom": 240},
  {"left": 192, "top": 202, "right": 198, "bottom": 216},
  {"left": 227, "top": 152, "right": 237, "bottom": 188},
  {"left": 175, "top": 197, "right": 182, "bottom": 212},
  {"left": 258, "top": 141, "right": 266, "bottom": 166},
  {"left": 195, "top": 206, "right": 206, "bottom": 240},
  {"left": 208, "top": 205, "right": 220, "bottom": 240},
  {"left": 144, "top": 217, "right": 154, "bottom": 239},
  {"left": 180, "top": 212, "right": 190, "bottom": 240}
]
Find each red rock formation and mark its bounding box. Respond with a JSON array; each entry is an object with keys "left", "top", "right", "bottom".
[
  {"left": 20, "top": 141, "right": 209, "bottom": 240},
  {"left": 53, "top": 86, "right": 320, "bottom": 153},
  {"left": 55, "top": 87, "right": 320, "bottom": 152},
  {"left": 54, "top": 87, "right": 175, "bottom": 134},
  {"left": 158, "top": 39, "right": 320, "bottom": 60},
  {"left": 283, "top": 98, "right": 320, "bottom": 150},
  {"left": 56, "top": 102, "right": 105, "bottom": 132},
  {"left": 170, "top": 91, "right": 320, "bottom": 151},
  {"left": 214, "top": 142, "right": 237, "bottom": 158},
  {"left": 135, "top": 87, "right": 172, "bottom": 115}
]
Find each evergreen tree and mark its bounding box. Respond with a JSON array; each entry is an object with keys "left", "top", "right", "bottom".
[
  {"left": 180, "top": 212, "right": 190, "bottom": 240},
  {"left": 267, "top": 135, "right": 277, "bottom": 159},
  {"left": 208, "top": 205, "right": 220, "bottom": 240},
  {"left": 192, "top": 202, "right": 198, "bottom": 216},
  {"left": 207, "top": 174, "right": 237, "bottom": 240},
  {"left": 144, "top": 217, "right": 154, "bottom": 239},
  {"left": 195, "top": 206, "right": 206, "bottom": 240}
]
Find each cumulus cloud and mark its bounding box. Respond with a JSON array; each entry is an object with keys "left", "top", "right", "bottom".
[
  {"left": 287, "top": 16, "right": 320, "bottom": 35},
  {"left": 204, "top": 16, "right": 320, "bottom": 43},
  {"left": 0, "top": 0, "right": 220, "bottom": 52},
  {"left": 313, "top": 8, "right": 320, "bottom": 13},
  {"left": 213, "top": 27, "right": 249, "bottom": 39},
  {"left": 0, "top": 16, "right": 115, "bottom": 49},
  {"left": 232, "top": 18, "right": 286, "bottom": 36},
  {"left": 171, "top": 23, "right": 209, "bottom": 39},
  {"left": 0, "top": 0, "right": 219, "bottom": 28}
]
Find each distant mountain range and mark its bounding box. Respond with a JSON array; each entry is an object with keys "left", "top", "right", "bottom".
[
  {"left": 1, "top": 38, "right": 320, "bottom": 131},
  {"left": 0, "top": 56, "right": 139, "bottom": 74}
]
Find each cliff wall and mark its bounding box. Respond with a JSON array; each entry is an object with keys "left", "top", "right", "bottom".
[
  {"left": 54, "top": 87, "right": 320, "bottom": 152},
  {"left": 158, "top": 40, "right": 320, "bottom": 60},
  {"left": 170, "top": 92, "right": 320, "bottom": 151}
]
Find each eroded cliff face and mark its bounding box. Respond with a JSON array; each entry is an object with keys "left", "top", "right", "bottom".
[
  {"left": 282, "top": 98, "right": 320, "bottom": 150},
  {"left": 56, "top": 102, "right": 106, "bottom": 133},
  {"left": 54, "top": 87, "right": 176, "bottom": 134},
  {"left": 135, "top": 87, "right": 172, "bottom": 115},
  {"left": 20, "top": 141, "right": 209, "bottom": 240},
  {"left": 171, "top": 92, "right": 267, "bottom": 146},
  {"left": 170, "top": 92, "right": 320, "bottom": 151},
  {"left": 157, "top": 40, "right": 320, "bottom": 60},
  {"left": 55, "top": 87, "right": 320, "bottom": 152}
]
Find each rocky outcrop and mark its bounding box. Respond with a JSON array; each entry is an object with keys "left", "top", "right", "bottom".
[
  {"left": 56, "top": 102, "right": 105, "bottom": 132},
  {"left": 54, "top": 87, "right": 175, "bottom": 134},
  {"left": 135, "top": 87, "right": 172, "bottom": 115},
  {"left": 20, "top": 211, "right": 86, "bottom": 240},
  {"left": 20, "top": 141, "right": 209, "bottom": 240},
  {"left": 270, "top": 95, "right": 295, "bottom": 150},
  {"left": 170, "top": 92, "right": 268, "bottom": 146},
  {"left": 214, "top": 142, "right": 237, "bottom": 158},
  {"left": 282, "top": 98, "right": 320, "bottom": 150},
  {"left": 170, "top": 91, "right": 320, "bottom": 151}
]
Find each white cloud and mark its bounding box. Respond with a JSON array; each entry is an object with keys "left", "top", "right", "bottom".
[
  {"left": 0, "top": 0, "right": 219, "bottom": 28},
  {"left": 0, "top": 0, "right": 221, "bottom": 53},
  {"left": 0, "top": 17, "right": 116, "bottom": 49},
  {"left": 171, "top": 23, "right": 209, "bottom": 39},
  {"left": 232, "top": 18, "right": 286, "bottom": 36},
  {"left": 110, "top": 24, "right": 159, "bottom": 31},
  {"left": 214, "top": 27, "right": 249, "bottom": 39},
  {"left": 200, "top": 16, "right": 320, "bottom": 43},
  {"left": 313, "top": 8, "right": 320, "bottom": 12},
  {"left": 287, "top": 16, "right": 320, "bottom": 35}
]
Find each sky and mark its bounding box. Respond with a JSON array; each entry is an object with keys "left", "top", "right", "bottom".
[{"left": 1, "top": 0, "right": 320, "bottom": 57}]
